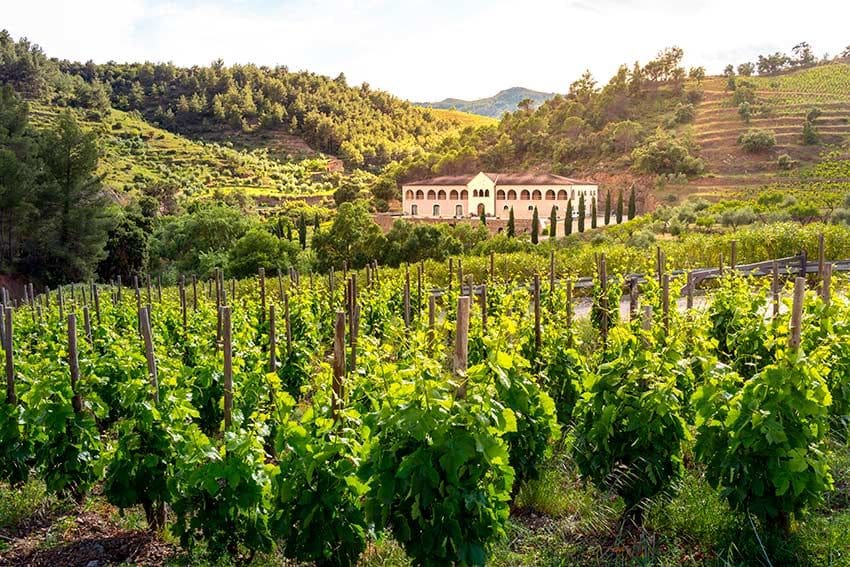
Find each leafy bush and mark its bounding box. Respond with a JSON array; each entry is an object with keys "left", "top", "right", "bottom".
[
  {"left": 631, "top": 130, "right": 704, "bottom": 176},
  {"left": 777, "top": 153, "right": 797, "bottom": 170},
  {"left": 737, "top": 129, "right": 776, "bottom": 152},
  {"left": 802, "top": 120, "right": 819, "bottom": 145}
]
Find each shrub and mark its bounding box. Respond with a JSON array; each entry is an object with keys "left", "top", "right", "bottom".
[
  {"left": 802, "top": 120, "right": 819, "bottom": 145},
  {"left": 673, "top": 103, "right": 695, "bottom": 124},
  {"left": 777, "top": 154, "right": 797, "bottom": 170},
  {"left": 737, "top": 129, "right": 776, "bottom": 153},
  {"left": 631, "top": 130, "right": 704, "bottom": 176}
]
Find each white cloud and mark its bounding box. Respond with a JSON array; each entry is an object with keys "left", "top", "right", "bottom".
[{"left": 3, "top": 0, "right": 848, "bottom": 101}]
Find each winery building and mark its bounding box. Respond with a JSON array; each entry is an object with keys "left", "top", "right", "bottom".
[{"left": 401, "top": 172, "right": 598, "bottom": 221}]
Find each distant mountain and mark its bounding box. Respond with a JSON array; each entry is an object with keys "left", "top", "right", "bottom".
[{"left": 416, "top": 87, "right": 557, "bottom": 118}]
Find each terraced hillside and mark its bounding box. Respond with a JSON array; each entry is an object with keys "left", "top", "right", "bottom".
[
  {"left": 27, "top": 103, "right": 335, "bottom": 206},
  {"left": 683, "top": 63, "right": 850, "bottom": 201}
]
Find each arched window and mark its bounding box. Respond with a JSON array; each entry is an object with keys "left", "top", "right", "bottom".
[
  {"left": 545, "top": 190, "right": 556, "bottom": 200},
  {"left": 455, "top": 204, "right": 463, "bottom": 217},
  {"left": 473, "top": 189, "right": 479, "bottom": 197},
  {"left": 438, "top": 190, "right": 446, "bottom": 200},
  {"left": 405, "top": 190, "right": 414, "bottom": 200},
  {"left": 416, "top": 190, "right": 424, "bottom": 199},
  {"left": 528, "top": 205, "right": 534, "bottom": 211},
  {"left": 520, "top": 189, "right": 530, "bottom": 200},
  {"left": 433, "top": 204, "right": 440, "bottom": 217},
  {"left": 484, "top": 189, "right": 490, "bottom": 197},
  {"left": 460, "top": 189, "right": 468, "bottom": 199},
  {"left": 507, "top": 189, "right": 516, "bottom": 200},
  {"left": 557, "top": 189, "right": 567, "bottom": 200},
  {"left": 427, "top": 190, "right": 436, "bottom": 200},
  {"left": 450, "top": 189, "right": 459, "bottom": 200},
  {"left": 532, "top": 190, "right": 542, "bottom": 201},
  {"left": 503, "top": 205, "right": 509, "bottom": 211},
  {"left": 497, "top": 189, "right": 506, "bottom": 200},
  {"left": 410, "top": 204, "right": 418, "bottom": 216}
]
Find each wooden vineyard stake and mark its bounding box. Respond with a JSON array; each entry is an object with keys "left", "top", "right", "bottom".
[
  {"left": 230, "top": 278, "right": 236, "bottom": 302},
  {"left": 259, "top": 268, "right": 267, "bottom": 323},
  {"left": 549, "top": 250, "right": 556, "bottom": 300},
  {"left": 93, "top": 284, "right": 101, "bottom": 324},
  {"left": 222, "top": 306, "right": 233, "bottom": 430},
  {"left": 192, "top": 275, "right": 198, "bottom": 312},
  {"left": 772, "top": 260, "right": 780, "bottom": 318},
  {"left": 180, "top": 276, "right": 187, "bottom": 330},
  {"left": 655, "top": 246, "right": 663, "bottom": 287},
  {"left": 822, "top": 263, "right": 832, "bottom": 307},
  {"left": 146, "top": 274, "right": 152, "bottom": 306},
  {"left": 0, "top": 303, "right": 5, "bottom": 349},
  {"left": 67, "top": 313, "right": 83, "bottom": 414},
  {"left": 428, "top": 294, "right": 436, "bottom": 341},
  {"left": 533, "top": 274, "right": 541, "bottom": 357},
  {"left": 629, "top": 276, "right": 639, "bottom": 321},
  {"left": 480, "top": 284, "right": 488, "bottom": 331},
  {"left": 332, "top": 311, "right": 346, "bottom": 421},
  {"left": 278, "top": 268, "right": 285, "bottom": 299},
  {"left": 800, "top": 249, "right": 808, "bottom": 279},
  {"left": 730, "top": 240, "right": 737, "bottom": 271},
  {"left": 83, "top": 306, "right": 92, "bottom": 344},
  {"left": 417, "top": 264, "right": 423, "bottom": 321},
  {"left": 818, "top": 233, "right": 825, "bottom": 282},
  {"left": 448, "top": 258, "right": 453, "bottom": 289},
  {"left": 134, "top": 276, "right": 143, "bottom": 332},
  {"left": 214, "top": 268, "right": 221, "bottom": 306},
  {"left": 343, "top": 260, "right": 348, "bottom": 280},
  {"left": 718, "top": 252, "right": 724, "bottom": 277},
  {"left": 458, "top": 258, "right": 463, "bottom": 291},
  {"left": 686, "top": 272, "right": 694, "bottom": 310},
  {"left": 269, "top": 304, "right": 277, "bottom": 372},
  {"left": 284, "top": 293, "right": 292, "bottom": 355},
  {"left": 662, "top": 273, "right": 670, "bottom": 334},
  {"left": 140, "top": 307, "right": 159, "bottom": 404},
  {"left": 565, "top": 278, "right": 573, "bottom": 345},
  {"left": 404, "top": 267, "right": 411, "bottom": 328},
  {"left": 599, "top": 255, "right": 609, "bottom": 346},
  {"left": 4, "top": 307, "right": 14, "bottom": 405},
  {"left": 454, "top": 296, "right": 470, "bottom": 399},
  {"left": 789, "top": 277, "right": 805, "bottom": 351},
  {"left": 58, "top": 286, "right": 65, "bottom": 320},
  {"left": 116, "top": 275, "right": 123, "bottom": 303}
]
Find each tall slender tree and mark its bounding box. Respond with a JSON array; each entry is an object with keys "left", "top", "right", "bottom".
[
  {"left": 578, "top": 194, "right": 586, "bottom": 233},
  {"left": 616, "top": 189, "right": 624, "bottom": 224},
  {"left": 565, "top": 200, "right": 573, "bottom": 236},
  {"left": 297, "top": 212, "right": 307, "bottom": 249},
  {"left": 531, "top": 207, "right": 540, "bottom": 244},
  {"left": 480, "top": 207, "right": 487, "bottom": 225},
  {"left": 604, "top": 191, "right": 612, "bottom": 225},
  {"left": 628, "top": 186, "right": 637, "bottom": 219},
  {"left": 507, "top": 207, "right": 516, "bottom": 237},
  {"left": 549, "top": 207, "right": 557, "bottom": 238},
  {"left": 313, "top": 213, "right": 320, "bottom": 232},
  {"left": 591, "top": 198, "right": 598, "bottom": 229}
]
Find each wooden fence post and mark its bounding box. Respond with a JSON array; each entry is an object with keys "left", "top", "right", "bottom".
[
  {"left": 222, "top": 306, "right": 233, "bottom": 430},
  {"left": 332, "top": 311, "right": 346, "bottom": 421},
  {"left": 789, "top": 277, "right": 805, "bottom": 351},
  {"left": 93, "top": 284, "right": 101, "bottom": 324},
  {"left": 822, "top": 263, "right": 832, "bottom": 307},
  {"left": 83, "top": 306, "right": 92, "bottom": 344},
  {"left": 730, "top": 240, "right": 737, "bottom": 271},
  {"left": 454, "top": 296, "right": 470, "bottom": 399},
  {"left": 140, "top": 306, "right": 159, "bottom": 404},
  {"left": 800, "top": 249, "right": 808, "bottom": 278},
  {"left": 428, "top": 294, "right": 436, "bottom": 340},
  {"left": 67, "top": 313, "right": 82, "bottom": 414}
]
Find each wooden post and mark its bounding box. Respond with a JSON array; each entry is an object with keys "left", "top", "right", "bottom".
[
  {"left": 789, "top": 277, "right": 805, "bottom": 351},
  {"left": 458, "top": 258, "right": 463, "bottom": 291},
  {"left": 116, "top": 276, "right": 123, "bottom": 302},
  {"left": 417, "top": 264, "right": 423, "bottom": 321},
  {"left": 259, "top": 268, "right": 267, "bottom": 323},
  {"left": 192, "top": 275, "right": 198, "bottom": 312},
  {"left": 93, "top": 284, "right": 101, "bottom": 324},
  {"left": 772, "top": 260, "right": 780, "bottom": 318},
  {"left": 140, "top": 307, "right": 159, "bottom": 404},
  {"left": 719, "top": 252, "right": 724, "bottom": 277},
  {"left": 278, "top": 268, "right": 285, "bottom": 299},
  {"left": 662, "top": 273, "right": 670, "bottom": 334},
  {"left": 730, "top": 240, "right": 737, "bottom": 271},
  {"left": 655, "top": 246, "right": 663, "bottom": 287},
  {"left": 214, "top": 268, "right": 221, "bottom": 307},
  {"left": 549, "top": 251, "right": 556, "bottom": 313},
  {"left": 222, "top": 306, "right": 233, "bottom": 429},
  {"left": 800, "top": 249, "right": 808, "bottom": 278},
  {"left": 818, "top": 233, "right": 825, "bottom": 282},
  {"left": 533, "top": 274, "right": 541, "bottom": 356},
  {"left": 0, "top": 304, "right": 5, "bottom": 350},
  {"left": 146, "top": 274, "right": 152, "bottom": 305},
  {"left": 448, "top": 258, "right": 454, "bottom": 290},
  {"left": 67, "top": 314, "right": 82, "bottom": 414},
  {"left": 83, "top": 306, "right": 92, "bottom": 344},
  {"left": 686, "top": 271, "right": 694, "bottom": 309},
  {"left": 269, "top": 304, "right": 277, "bottom": 372},
  {"left": 822, "top": 263, "right": 832, "bottom": 307},
  {"left": 629, "top": 276, "right": 639, "bottom": 321},
  {"left": 454, "top": 296, "right": 470, "bottom": 398},
  {"left": 332, "top": 311, "right": 346, "bottom": 421},
  {"left": 4, "top": 307, "right": 14, "bottom": 405},
  {"left": 58, "top": 286, "right": 65, "bottom": 320}
]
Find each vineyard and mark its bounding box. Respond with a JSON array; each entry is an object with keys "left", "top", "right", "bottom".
[{"left": 1, "top": 248, "right": 850, "bottom": 566}]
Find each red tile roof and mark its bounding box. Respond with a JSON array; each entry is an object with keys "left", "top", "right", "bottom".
[{"left": 403, "top": 172, "right": 593, "bottom": 186}]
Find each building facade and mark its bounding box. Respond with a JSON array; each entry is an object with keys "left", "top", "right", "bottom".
[{"left": 402, "top": 172, "right": 598, "bottom": 221}]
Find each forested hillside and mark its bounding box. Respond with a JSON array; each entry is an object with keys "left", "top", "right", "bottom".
[{"left": 417, "top": 86, "right": 556, "bottom": 118}]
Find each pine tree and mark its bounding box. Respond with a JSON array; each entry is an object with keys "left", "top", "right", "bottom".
[
  {"left": 565, "top": 200, "right": 573, "bottom": 236},
  {"left": 604, "top": 191, "right": 612, "bottom": 226},
  {"left": 578, "top": 194, "right": 586, "bottom": 233},
  {"left": 549, "top": 207, "right": 557, "bottom": 238},
  {"left": 616, "top": 189, "right": 624, "bottom": 224},
  {"left": 297, "top": 213, "right": 307, "bottom": 249},
  {"left": 531, "top": 207, "right": 540, "bottom": 244},
  {"left": 628, "top": 186, "right": 637, "bottom": 220},
  {"left": 507, "top": 207, "right": 516, "bottom": 237}
]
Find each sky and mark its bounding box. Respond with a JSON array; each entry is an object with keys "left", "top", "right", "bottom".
[{"left": 3, "top": 0, "right": 849, "bottom": 101}]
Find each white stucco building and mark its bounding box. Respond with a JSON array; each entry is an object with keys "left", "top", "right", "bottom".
[{"left": 402, "top": 172, "right": 598, "bottom": 221}]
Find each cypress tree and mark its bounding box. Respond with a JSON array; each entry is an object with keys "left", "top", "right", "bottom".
[
  {"left": 549, "top": 207, "right": 557, "bottom": 238},
  {"left": 616, "top": 189, "right": 624, "bottom": 224},
  {"left": 314, "top": 213, "right": 320, "bottom": 232},
  {"left": 565, "top": 199, "right": 573, "bottom": 236},
  {"left": 628, "top": 186, "right": 637, "bottom": 220},
  {"left": 480, "top": 208, "right": 487, "bottom": 225},
  {"left": 591, "top": 198, "right": 597, "bottom": 229},
  {"left": 604, "top": 191, "right": 612, "bottom": 226},
  {"left": 531, "top": 207, "right": 540, "bottom": 244},
  {"left": 507, "top": 207, "right": 516, "bottom": 237},
  {"left": 298, "top": 213, "right": 307, "bottom": 249},
  {"left": 578, "top": 194, "right": 586, "bottom": 233},
  {"left": 286, "top": 221, "right": 293, "bottom": 241}
]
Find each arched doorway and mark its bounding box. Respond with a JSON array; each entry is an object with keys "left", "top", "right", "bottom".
[{"left": 477, "top": 203, "right": 485, "bottom": 217}]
